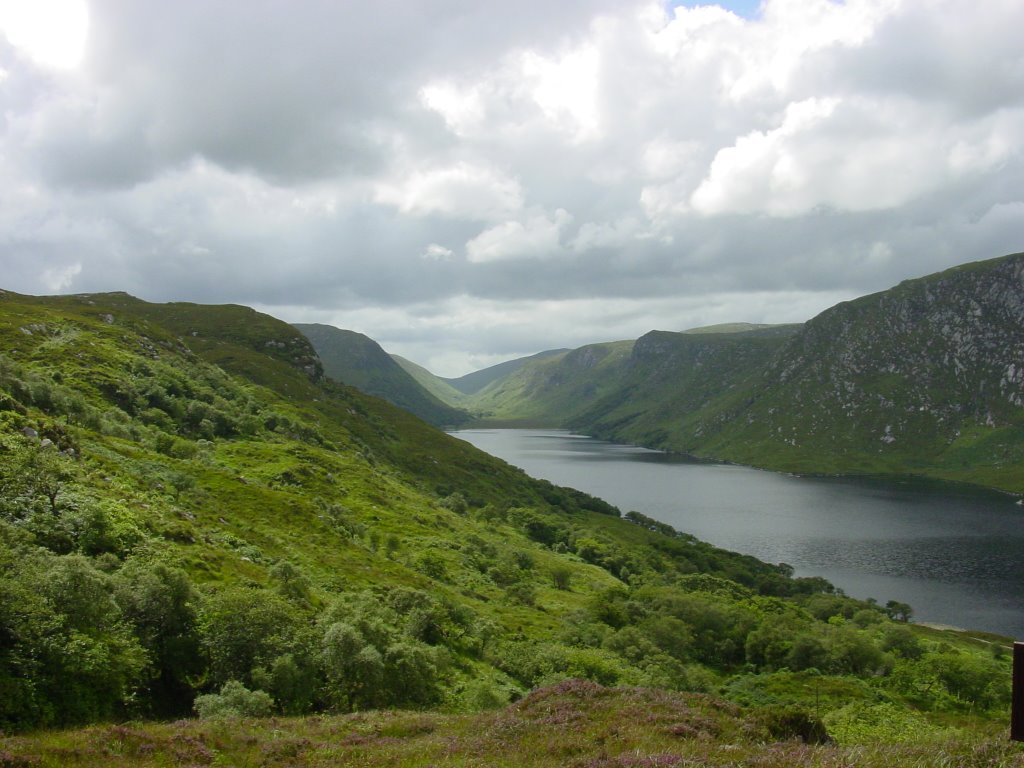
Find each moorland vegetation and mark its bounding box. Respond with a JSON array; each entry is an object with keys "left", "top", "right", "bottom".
[{"left": 0, "top": 288, "right": 1018, "bottom": 766}]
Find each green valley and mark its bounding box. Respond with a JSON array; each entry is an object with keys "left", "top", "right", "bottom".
[
  {"left": 371, "top": 253, "right": 1024, "bottom": 495},
  {"left": 0, "top": 286, "right": 1016, "bottom": 766}
]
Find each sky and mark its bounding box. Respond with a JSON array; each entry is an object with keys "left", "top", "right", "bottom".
[{"left": 1, "top": 1, "right": 1022, "bottom": 377}]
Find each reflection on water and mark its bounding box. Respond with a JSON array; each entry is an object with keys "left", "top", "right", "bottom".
[{"left": 452, "top": 428, "right": 1024, "bottom": 637}]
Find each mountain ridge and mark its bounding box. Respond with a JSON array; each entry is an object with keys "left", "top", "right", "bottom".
[
  {"left": 376, "top": 253, "right": 1024, "bottom": 493},
  {"left": 294, "top": 322, "right": 471, "bottom": 428}
]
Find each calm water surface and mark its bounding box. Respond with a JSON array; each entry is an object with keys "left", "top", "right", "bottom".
[{"left": 451, "top": 429, "right": 1024, "bottom": 638}]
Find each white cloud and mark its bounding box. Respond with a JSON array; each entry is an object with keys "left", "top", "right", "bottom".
[
  {"left": 0, "top": 0, "right": 89, "bottom": 70},
  {"left": 520, "top": 44, "right": 601, "bottom": 142},
  {"left": 466, "top": 209, "right": 572, "bottom": 263},
  {"left": 690, "top": 97, "right": 841, "bottom": 216},
  {"left": 419, "top": 81, "right": 487, "bottom": 136},
  {"left": 41, "top": 261, "right": 81, "bottom": 291},
  {"left": 374, "top": 162, "right": 523, "bottom": 220},
  {"left": 423, "top": 243, "right": 454, "bottom": 260}
]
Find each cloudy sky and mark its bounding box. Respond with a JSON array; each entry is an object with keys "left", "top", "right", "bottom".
[{"left": 1, "top": 0, "right": 1022, "bottom": 376}]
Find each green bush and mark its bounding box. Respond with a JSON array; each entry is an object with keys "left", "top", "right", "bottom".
[
  {"left": 194, "top": 680, "right": 273, "bottom": 718},
  {"left": 756, "top": 705, "right": 832, "bottom": 744}
]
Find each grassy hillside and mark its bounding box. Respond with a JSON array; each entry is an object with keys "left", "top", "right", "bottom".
[
  {"left": 392, "top": 354, "right": 471, "bottom": 408},
  {"left": 567, "top": 327, "right": 799, "bottom": 446},
  {"left": 295, "top": 323, "right": 471, "bottom": 428},
  {"left": 444, "top": 349, "right": 570, "bottom": 396},
  {"left": 571, "top": 254, "right": 1024, "bottom": 492},
  {"left": 468, "top": 341, "right": 635, "bottom": 425},
  {"left": 0, "top": 288, "right": 1013, "bottom": 751}
]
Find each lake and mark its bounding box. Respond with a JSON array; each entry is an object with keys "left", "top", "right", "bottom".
[{"left": 451, "top": 428, "right": 1024, "bottom": 638}]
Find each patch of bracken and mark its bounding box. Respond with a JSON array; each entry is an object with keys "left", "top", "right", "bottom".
[
  {"left": 170, "top": 733, "right": 215, "bottom": 765},
  {"left": 259, "top": 737, "right": 312, "bottom": 762},
  {"left": 0, "top": 751, "right": 40, "bottom": 768},
  {"left": 572, "top": 753, "right": 693, "bottom": 768}
]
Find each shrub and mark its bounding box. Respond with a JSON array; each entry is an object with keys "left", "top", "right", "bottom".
[
  {"left": 756, "top": 705, "right": 832, "bottom": 744},
  {"left": 194, "top": 680, "right": 273, "bottom": 718}
]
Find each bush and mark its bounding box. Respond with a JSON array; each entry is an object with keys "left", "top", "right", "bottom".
[
  {"left": 756, "top": 705, "right": 832, "bottom": 744},
  {"left": 194, "top": 680, "right": 273, "bottom": 718}
]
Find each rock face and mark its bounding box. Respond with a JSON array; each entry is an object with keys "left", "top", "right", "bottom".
[
  {"left": 570, "top": 253, "right": 1024, "bottom": 490},
  {"left": 754, "top": 253, "right": 1024, "bottom": 450}
]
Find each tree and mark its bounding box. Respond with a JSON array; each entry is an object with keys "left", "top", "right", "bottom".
[
  {"left": 551, "top": 565, "right": 572, "bottom": 591},
  {"left": 8, "top": 552, "right": 149, "bottom": 727},
  {"left": 199, "top": 586, "right": 302, "bottom": 688},
  {"left": 252, "top": 653, "right": 316, "bottom": 714},
  {"left": 320, "top": 621, "right": 384, "bottom": 710},
  {"left": 113, "top": 560, "right": 204, "bottom": 716},
  {"left": 885, "top": 600, "right": 913, "bottom": 623}
]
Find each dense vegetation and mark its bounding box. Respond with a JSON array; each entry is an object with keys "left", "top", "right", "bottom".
[{"left": 0, "top": 288, "right": 1016, "bottom": 764}]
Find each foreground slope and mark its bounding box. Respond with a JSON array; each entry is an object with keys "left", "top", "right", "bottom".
[
  {"left": 295, "top": 323, "right": 471, "bottom": 427},
  {"left": 3, "top": 680, "right": 1017, "bottom": 768},
  {"left": 0, "top": 289, "right": 1010, "bottom": 745}
]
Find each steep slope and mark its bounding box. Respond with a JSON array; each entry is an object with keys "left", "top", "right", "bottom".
[
  {"left": 443, "top": 348, "right": 570, "bottom": 395},
  {"left": 467, "top": 340, "right": 635, "bottom": 425},
  {"left": 702, "top": 252, "right": 1024, "bottom": 488},
  {"left": 572, "top": 253, "right": 1024, "bottom": 492},
  {"left": 295, "top": 323, "right": 470, "bottom": 427},
  {"left": 568, "top": 326, "right": 800, "bottom": 445},
  {"left": 391, "top": 354, "right": 470, "bottom": 408}
]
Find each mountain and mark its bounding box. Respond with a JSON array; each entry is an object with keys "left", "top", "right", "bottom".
[
  {"left": 2, "top": 287, "right": 1006, "bottom": 743},
  {"left": 467, "top": 340, "right": 635, "bottom": 425},
  {"left": 391, "top": 354, "right": 470, "bottom": 407},
  {"left": 294, "top": 323, "right": 471, "bottom": 427},
  {"left": 571, "top": 253, "right": 1024, "bottom": 492},
  {"left": 683, "top": 322, "right": 784, "bottom": 334},
  {"left": 442, "top": 348, "right": 570, "bottom": 396},
  {"left": 567, "top": 325, "right": 801, "bottom": 444}
]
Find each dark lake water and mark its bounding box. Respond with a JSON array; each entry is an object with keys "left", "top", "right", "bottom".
[{"left": 451, "top": 429, "right": 1024, "bottom": 638}]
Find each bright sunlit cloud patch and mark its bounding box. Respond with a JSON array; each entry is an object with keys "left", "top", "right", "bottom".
[{"left": 0, "top": 0, "right": 88, "bottom": 69}]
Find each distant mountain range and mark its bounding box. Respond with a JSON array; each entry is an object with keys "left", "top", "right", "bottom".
[
  {"left": 300, "top": 252, "right": 1024, "bottom": 493},
  {"left": 439, "top": 348, "right": 571, "bottom": 395},
  {"left": 294, "top": 324, "right": 471, "bottom": 428}
]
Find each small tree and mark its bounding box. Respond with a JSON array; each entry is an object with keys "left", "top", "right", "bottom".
[
  {"left": 551, "top": 565, "right": 572, "bottom": 591},
  {"left": 885, "top": 600, "right": 913, "bottom": 623}
]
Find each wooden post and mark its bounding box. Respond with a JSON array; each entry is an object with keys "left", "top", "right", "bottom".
[{"left": 1013, "top": 642, "right": 1024, "bottom": 742}]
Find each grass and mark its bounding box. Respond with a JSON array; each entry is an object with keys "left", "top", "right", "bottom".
[
  {"left": 2, "top": 681, "right": 1021, "bottom": 767},
  {"left": 0, "top": 286, "right": 1018, "bottom": 757}
]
